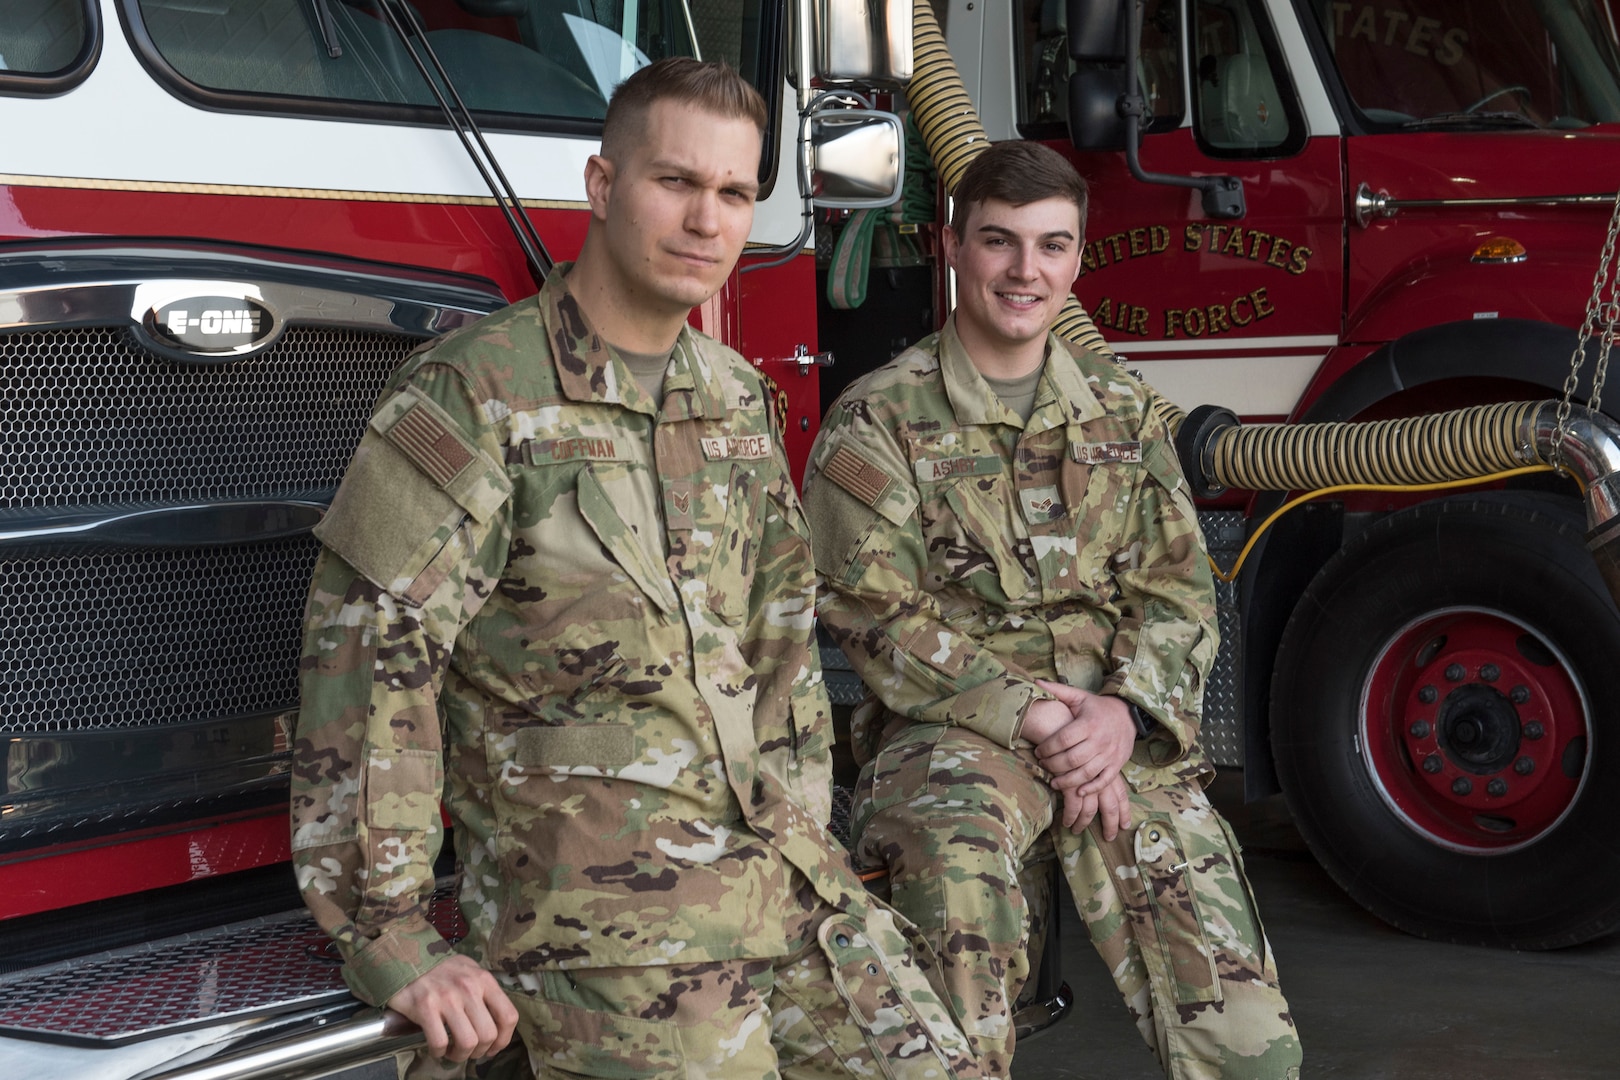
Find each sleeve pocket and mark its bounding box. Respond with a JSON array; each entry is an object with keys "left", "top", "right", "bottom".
[{"left": 364, "top": 748, "right": 442, "bottom": 832}]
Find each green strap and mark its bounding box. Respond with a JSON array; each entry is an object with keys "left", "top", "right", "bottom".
[{"left": 827, "top": 208, "right": 881, "bottom": 310}]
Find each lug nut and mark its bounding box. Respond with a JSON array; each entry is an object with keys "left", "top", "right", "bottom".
[
  {"left": 1480, "top": 664, "right": 1500, "bottom": 682},
  {"left": 1423, "top": 754, "right": 1444, "bottom": 774},
  {"left": 1515, "top": 757, "right": 1535, "bottom": 775},
  {"left": 1409, "top": 720, "right": 1432, "bottom": 739},
  {"left": 1523, "top": 721, "right": 1545, "bottom": 740},
  {"left": 1418, "top": 685, "right": 1438, "bottom": 704},
  {"left": 1487, "top": 778, "right": 1508, "bottom": 797},
  {"left": 1445, "top": 663, "right": 1466, "bottom": 682},
  {"left": 1511, "top": 686, "right": 1531, "bottom": 704},
  {"left": 1452, "top": 777, "right": 1473, "bottom": 796}
]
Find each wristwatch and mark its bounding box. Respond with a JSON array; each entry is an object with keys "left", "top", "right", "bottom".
[{"left": 1124, "top": 700, "right": 1157, "bottom": 740}]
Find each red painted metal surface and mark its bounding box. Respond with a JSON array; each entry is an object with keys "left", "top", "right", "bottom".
[
  {"left": 1345, "top": 130, "right": 1620, "bottom": 342},
  {"left": 0, "top": 811, "right": 290, "bottom": 919},
  {"left": 1059, "top": 132, "right": 1346, "bottom": 349}
]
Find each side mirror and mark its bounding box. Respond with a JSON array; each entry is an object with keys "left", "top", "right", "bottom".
[
  {"left": 1067, "top": 65, "right": 1127, "bottom": 150},
  {"left": 810, "top": 108, "right": 906, "bottom": 208},
  {"left": 813, "top": 0, "right": 914, "bottom": 85}
]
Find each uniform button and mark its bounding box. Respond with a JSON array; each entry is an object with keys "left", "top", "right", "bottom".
[
  {"left": 866, "top": 963, "right": 879, "bottom": 975},
  {"left": 1148, "top": 830, "right": 1162, "bottom": 842},
  {"left": 834, "top": 933, "right": 851, "bottom": 948}
]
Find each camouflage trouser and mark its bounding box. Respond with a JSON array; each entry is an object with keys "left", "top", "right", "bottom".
[
  {"left": 484, "top": 876, "right": 980, "bottom": 1079},
  {"left": 852, "top": 724, "right": 1301, "bottom": 1080}
]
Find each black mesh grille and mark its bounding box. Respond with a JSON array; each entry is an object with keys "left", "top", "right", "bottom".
[
  {"left": 0, "top": 325, "right": 418, "bottom": 734},
  {"left": 0, "top": 325, "right": 412, "bottom": 508}
]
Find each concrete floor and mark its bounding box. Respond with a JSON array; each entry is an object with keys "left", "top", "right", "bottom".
[{"left": 1010, "top": 774, "right": 1620, "bottom": 1079}]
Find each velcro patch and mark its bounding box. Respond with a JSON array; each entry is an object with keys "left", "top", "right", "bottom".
[
  {"left": 515, "top": 724, "right": 635, "bottom": 768},
  {"left": 1071, "top": 441, "right": 1142, "bottom": 465},
  {"left": 700, "top": 434, "right": 774, "bottom": 460},
  {"left": 387, "top": 404, "right": 474, "bottom": 486},
  {"left": 523, "top": 436, "right": 628, "bottom": 464},
  {"left": 823, "top": 445, "right": 894, "bottom": 508},
  {"left": 913, "top": 455, "right": 1001, "bottom": 483}
]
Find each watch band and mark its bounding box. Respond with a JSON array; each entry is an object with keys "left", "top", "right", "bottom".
[{"left": 1126, "top": 701, "right": 1157, "bottom": 740}]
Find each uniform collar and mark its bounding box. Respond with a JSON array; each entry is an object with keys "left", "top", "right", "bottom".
[
  {"left": 938, "top": 315, "right": 1106, "bottom": 431},
  {"left": 540, "top": 263, "right": 726, "bottom": 420}
]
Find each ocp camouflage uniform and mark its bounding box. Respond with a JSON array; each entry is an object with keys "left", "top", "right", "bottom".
[
  {"left": 803, "top": 319, "right": 1300, "bottom": 1080},
  {"left": 291, "top": 266, "right": 979, "bottom": 1079}
]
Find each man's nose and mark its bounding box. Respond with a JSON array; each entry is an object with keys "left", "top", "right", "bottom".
[
  {"left": 687, "top": 190, "right": 720, "bottom": 236},
  {"left": 1009, "top": 245, "right": 1038, "bottom": 279}
]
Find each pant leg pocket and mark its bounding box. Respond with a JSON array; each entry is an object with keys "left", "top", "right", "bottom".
[
  {"left": 507, "top": 977, "right": 685, "bottom": 1078},
  {"left": 1134, "top": 817, "right": 1222, "bottom": 1006}
]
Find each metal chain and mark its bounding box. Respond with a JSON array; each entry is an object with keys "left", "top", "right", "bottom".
[{"left": 1553, "top": 187, "right": 1620, "bottom": 465}]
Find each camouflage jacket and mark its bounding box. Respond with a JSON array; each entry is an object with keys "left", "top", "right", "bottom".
[
  {"left": 803, "top": 318, "right": 1217, "bottom": 791},
  {"left": 292, "top": 266, "right": 866, "bottom": 1009}
]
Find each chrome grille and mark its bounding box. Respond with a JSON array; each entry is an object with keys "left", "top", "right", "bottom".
[
  {"left": 0, "top": 325, "right": 418, "bottom": 735},
  {"left": 0, "top": 325, "right": 411, "bottom": 507}
]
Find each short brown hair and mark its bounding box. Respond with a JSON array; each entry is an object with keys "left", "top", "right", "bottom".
[
  {"left": 949, "top": 142, "right": 1089, "bottom": 235},
  {"left": 601, "top": 58, "right": 768, "bottom": 163}
]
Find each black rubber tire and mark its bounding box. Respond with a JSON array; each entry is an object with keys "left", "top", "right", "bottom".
[{"left": 1271, "top": 493, "right": 1620, "bottom": 948}]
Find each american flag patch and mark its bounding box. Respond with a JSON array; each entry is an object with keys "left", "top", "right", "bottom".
[
  {"left": 823, "top": 445, "right": 893, "bottom": 508},
  {"left": 387, "top": 405, "right": 474, "bottom": 487}
]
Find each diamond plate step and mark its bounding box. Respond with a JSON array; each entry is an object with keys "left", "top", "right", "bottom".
[{"left": 0, "top": 888, "right": 461, "bottom": 1046}]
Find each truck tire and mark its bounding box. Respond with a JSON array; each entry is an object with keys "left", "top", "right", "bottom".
[{"left": 1270, "top": 493, "right": 1620, "bottom": 948}]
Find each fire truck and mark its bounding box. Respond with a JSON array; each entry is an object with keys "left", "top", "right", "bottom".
[{"left": 2, "top": 0, "right": 1619, "bottom": 1074}]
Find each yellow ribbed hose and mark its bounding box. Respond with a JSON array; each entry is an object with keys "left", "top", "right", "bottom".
[
  {"left": 908, "top": 1, "right": 1115, "bottom": 360},
  {"left": 1209, "top": 401, "right": 1544, "bottom": 491}
]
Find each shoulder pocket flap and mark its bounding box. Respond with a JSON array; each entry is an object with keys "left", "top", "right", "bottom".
[
  {"left": 515, "top": 724, "right": 635, "bottom": 768},
  {"left": 576, "top": 467, "right": 679, "bottom": 614},
  {"left": 371, "top": 386, "right": 512, "bottom": 523},
  {"left": 315, "top": 430, "right": 467, "bottom": 596},
  {"left": 819, "top": 441, "right": 917, "bottom": 527}
]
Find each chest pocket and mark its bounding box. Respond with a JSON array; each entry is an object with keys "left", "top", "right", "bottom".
[
  {"left": 702, "top": 463, "right": 763, "bottom": 625},
  {"left": 577, "top": 464, "right": 679, "bottom": 614},
  {"left": 1058, "top": 417, "right": 1143, "bottom": 585},
  {"left": 909, "top": 433, "right": 1031, "bottom": 604}
]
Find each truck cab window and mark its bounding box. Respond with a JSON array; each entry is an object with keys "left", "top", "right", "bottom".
[
  {"left": 1191, "top": 0, "right": 1301, "bottom": 155},
  {"left": 1, "top": 0, "right": 93, "bottom": 87},
  {"left": 128, "top": 0, "right": 770, "bottom": 126},
  {"left": 1017, "top": 0, "right": 1185, "bottom": 136},
  {"left": 1309, "top": 1, "right": 1620, "bottom": 129}
]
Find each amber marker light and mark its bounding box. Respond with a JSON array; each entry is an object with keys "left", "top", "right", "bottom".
[{"left": 1471, "top": 236, "right": 1528, "bottom": 264}]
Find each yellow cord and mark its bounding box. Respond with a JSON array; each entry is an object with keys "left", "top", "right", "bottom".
[{"left": 1208, "top": 464, "right": 1569, "bottom": 583}]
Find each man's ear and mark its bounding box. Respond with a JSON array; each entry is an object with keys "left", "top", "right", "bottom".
[
  {"left": 941, "top": 225, "right": 961, "bottom": 272},
  {"left": 584, "top": 154, "right": 615, "bottom": 221}
]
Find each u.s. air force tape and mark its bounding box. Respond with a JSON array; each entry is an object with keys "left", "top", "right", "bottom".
[{"left": 822, "top": 445, "right": 893, "bottom": 508}]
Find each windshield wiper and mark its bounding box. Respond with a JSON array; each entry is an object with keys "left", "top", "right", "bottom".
[
  {"left": 368, "top": 0, "right": 552, "bottom": 291},
  {"left": 1403, "top": 111, "right": 1542, "bottom": 131}
]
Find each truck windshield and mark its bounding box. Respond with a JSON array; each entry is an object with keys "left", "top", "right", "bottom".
[
  {"left": 1309, "top": 1, "right": 1620, "bottom": 128},
  {"left": 3, "top": 0, "right": 90, "bottom": 80},
  {"left": 132, "top": 0, "right": 772, "bottom": 125}
]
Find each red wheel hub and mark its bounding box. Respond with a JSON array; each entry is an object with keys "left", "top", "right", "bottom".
[{"left": 1361, "top": 608, "right": 1589, "bottom": 852}]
